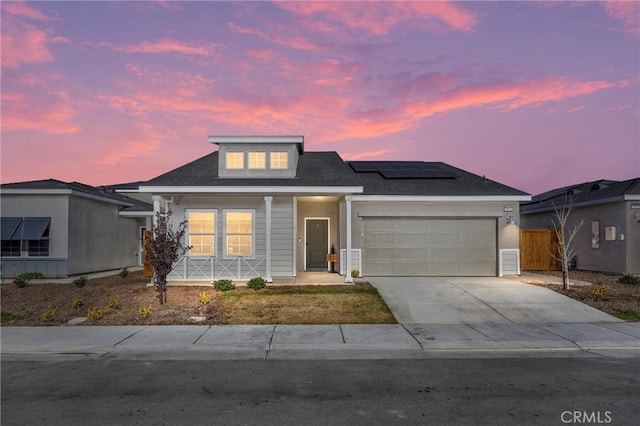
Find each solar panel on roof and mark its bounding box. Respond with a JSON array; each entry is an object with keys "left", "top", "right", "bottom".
[{"left": 350, "top": 160, "right": 457, "bottom": 179}]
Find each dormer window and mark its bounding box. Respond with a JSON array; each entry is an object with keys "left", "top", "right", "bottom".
[
  {"left": 270, "top": 152, "right": 288, "bottom": 169},
  {"left": 248, "top": 152, "right": 266, "bottom": 169},
  {"left": 226, "top": 152, "right": 244, "bottom": 169}
]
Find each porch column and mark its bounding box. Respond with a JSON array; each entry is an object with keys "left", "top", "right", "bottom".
[
  {"left": 345, "top": 196, "right": 353, "bottom": 283},
  {"left": 265, "top": 196, "right": 273, "bottom": 282},
  {"left": 152, "top": 195, "right": 162, "bottom": 227}
]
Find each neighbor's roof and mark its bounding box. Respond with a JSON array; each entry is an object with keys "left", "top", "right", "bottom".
[
  {"left": 521, "top": 178, "right": 640, "bottom": 214},
  {"left": 138, "top": 151, "right": 528, "bottom": 197},
  {"left": 1, "top": 178, "right": 152, "bottom": 211}
]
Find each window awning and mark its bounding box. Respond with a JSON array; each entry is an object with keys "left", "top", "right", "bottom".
[
  {"left": 1, "top": 217, "right": 22, "bottom": 240},
  {"left": 18, "top": 217, "right": 51, "bottom": 240}
]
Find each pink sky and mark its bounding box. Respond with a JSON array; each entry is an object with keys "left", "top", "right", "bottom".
[{"left": 1, "top": 1, "right": 638, "bottom": 194}]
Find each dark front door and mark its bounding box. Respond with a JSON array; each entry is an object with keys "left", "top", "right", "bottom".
[{"left": 306, "top": 219, "right": 328, "bottom": 270}]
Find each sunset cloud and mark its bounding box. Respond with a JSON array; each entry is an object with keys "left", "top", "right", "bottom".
[
  {"left": 603, "top": 1, "right": 640, "bottom": 36},
  {"left": 1, "top": 90, "right": 80, "bottom": 134},
  {"left": 2, "top": 1, "right": 52, "bottom": 21},
  {"left": 101, "top": 38, "right": 218, "bottom": 56},
  {"left": 274, "top": 1, "right": 477, "bottom": 34},
  {"left": 1, "top": 21, "right": 54, "bottom": 68},
  {"left": 102, "top": 140, "right": 160, "bottom": 166},
  {"left": 342, "top": 148, "right": 394, "bottom": 161},
  {"left": 228, "top": 22, "right": 320, "bottom": 51}
]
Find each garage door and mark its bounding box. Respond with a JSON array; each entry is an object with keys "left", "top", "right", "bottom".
[{"left": 362, "top": 218, "right": 497, "bottom": 276}]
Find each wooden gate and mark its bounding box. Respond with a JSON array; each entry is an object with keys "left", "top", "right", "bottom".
[{"left": 520, "top": 230, "right": 561, "bottom": 271}]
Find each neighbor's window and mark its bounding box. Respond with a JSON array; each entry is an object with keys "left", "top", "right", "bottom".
[
  {"left": 188, "top": 211, "right": 215, "bottom": 256},
  {"left": 1, "top": 240, "right": 21, "bottom": 257},
  {"left": 22, "top": 217, "right": 51, "bottom": 257},
  {"left": 270, "top": 152, "right": 288, "bottom": 169},
  {"left": 248, "top": 152, "right": 266, "bottom": 169},
  {"left": 226, "top": 152, "right": 244, "bottom": 169},
  {"left": 225, "top": 211, "right": 253, "bottom": 256},
  {"left": 1, "top": 217, "right": 22, "bottom": 257}
]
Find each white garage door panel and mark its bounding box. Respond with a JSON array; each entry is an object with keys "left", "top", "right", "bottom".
[{"left": 362, "top": 218, "right": 497, "bottom": 276}]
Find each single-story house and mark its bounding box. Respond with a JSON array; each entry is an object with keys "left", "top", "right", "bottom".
[
  {"left": 1, "top": 179, "right": 152, "bottom": 277},
  {"left": 520, "top": 178, "right": 640, "bottom": 275},
  {"left": 120, "top": 135, "right": 530, "bottom": 283}
]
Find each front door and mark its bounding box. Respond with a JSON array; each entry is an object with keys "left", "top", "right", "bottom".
[{"left": 306, "top": 219, "right": 328, "bottom": 271}]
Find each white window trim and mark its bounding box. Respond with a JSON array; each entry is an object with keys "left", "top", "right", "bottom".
[
  {"left": 223, "top": 209, "right": 256, "bottom": 259},
  {"left": 270, "top": 151, "right": 288, "bottom": 169},
  {"left": 248, "top": 152, "right": 266, "bottom": 169},
  {"left": 186, "top": 209, "right": 217, "bottom": 257},
  {"left": 226, "top": 151, "right": 245, "bottom": 169}
]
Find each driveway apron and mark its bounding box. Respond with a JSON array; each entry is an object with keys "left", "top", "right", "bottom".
[{"left": 369, "top": 277, "right": 621, "bottom": 324}]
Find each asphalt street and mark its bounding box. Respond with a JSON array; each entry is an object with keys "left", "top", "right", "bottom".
[{"left": 2, "top": 358, "right": 639, "bottom": 426}]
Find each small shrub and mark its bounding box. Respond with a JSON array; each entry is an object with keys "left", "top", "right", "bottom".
[
  {"left": 108, "top": 295, "right": 120, "bottom": 310},
  {"left": 351, "top": 270, "right": 360, "bottom": 278},
  {"left": 139, "top": 305, "right": 152, "bottom": 319},
  {"left": 119, "top": 267, "right": 129, "bottom": 278},
  {"left": 40, "top": 308, "right": 57, "bottom": 322},
  {"left": 213, "top": 279, "right": 236, "bottom": 291},
  {"left": 13, "top": 276, "right": 29, "bottom": 288},
  {"left": 618, "top": 274, "right": 640, "bottom": 285},
  {"left": 73, "top": 275, "right": 88, "bottom": 288},
  {"left": 613, "top": 309, "right": 640, "bottom": 321},
  {"left": 19, "top": 272, "right": 45, "bottom": 280},
  {"left": 247, "top": 276, "right": 267, "bottom": 290},
  {"left": 71, "top": 298, "right": 84, "bottom": 310},
  {"left": 592, "top": 284, "right": 610, "bottom": 301},
  {"left": 87, "top": 307, "right": 104, "bottom": 321},
  {"left": 199, "top": 291, "right": 212, "bottom": 305}
]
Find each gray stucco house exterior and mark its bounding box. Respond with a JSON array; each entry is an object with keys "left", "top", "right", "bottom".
[
  {"left": 1, "top": 180, "right": 151, "bottom": 277},
  {"left": 521, "top": 178, "right": 640, "bottom": 275},
  {"left": 121, "top": 135, "right": 530, "bottom": 283}
]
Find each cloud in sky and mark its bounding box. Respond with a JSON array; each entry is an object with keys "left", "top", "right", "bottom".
[
  {"left": 603, "top": 1, "right": 640, "bottom": 36},
  {"left": 0, "top": 1, "right": 638, "bottom": 194}
]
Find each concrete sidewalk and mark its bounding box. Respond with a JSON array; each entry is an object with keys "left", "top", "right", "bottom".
[{"left": 2, "top": 322, "right": 638, "bottom": 361}]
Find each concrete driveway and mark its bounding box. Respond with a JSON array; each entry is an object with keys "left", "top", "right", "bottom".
[{"left": 369, "top": 277, "right": 622, "bottom": 324}]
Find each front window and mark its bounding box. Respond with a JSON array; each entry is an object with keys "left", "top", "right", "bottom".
[
  {"left": 248, "top": 152, "right": 266, "bottom": 169},
  {"left": 226, "top": 152, "right": 244, "bottom": 169},
  {"left": 270, "top": 152, "right": 288, "bottom": 169},
  {"left": 1, "top": 240, "right": 21, "bottom": 257},
  {"left": 225, "top": 211, "right": 253, "bottom": 256},
  {"left": 188, "top": 211, "right": 215, "bottom": 256}
]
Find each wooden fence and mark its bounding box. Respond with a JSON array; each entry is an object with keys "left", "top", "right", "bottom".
[{"left": 520, "top": 229, "right": 561, "bottom": 271}]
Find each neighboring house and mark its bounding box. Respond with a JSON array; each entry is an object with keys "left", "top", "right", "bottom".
[
  {"left": 1, "top": 179, "right": 152, "bottom": 277},
  {"left": 520, "top": 178, "right": 640, "bottom": 275},
  {"left": 120, "top": 135, "right": 530, "bottom": 282}
]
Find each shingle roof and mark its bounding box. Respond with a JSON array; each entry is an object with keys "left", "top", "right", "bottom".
[
  {"left": 139, "top": 151, "right": 527, "bottom": 197},
  {"left": 521, "top": 177, "right": 640, "bottom": 214},
  {"left": 351, "top": 161, "right": 528, "bottom": 196},
  {"left": 1, "top": 178, "right": 152, "bottom": 211},
  {"left": 143, "top": 151, "right": 362, "bottom": 187}
]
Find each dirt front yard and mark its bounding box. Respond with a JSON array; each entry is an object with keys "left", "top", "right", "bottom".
[
  {"left": 517, "top": 270, "right": 640, "bottom": 321},
  {"left": 0, "top": 271, "right": 396, "bottom": 326}
]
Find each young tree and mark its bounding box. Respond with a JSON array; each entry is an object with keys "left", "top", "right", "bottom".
[
  {"left": 551, "top": 196, "right": 584, "bottom": 290},
  {"left": 148, "top": 211, "right": 189, "bottom": 304}
]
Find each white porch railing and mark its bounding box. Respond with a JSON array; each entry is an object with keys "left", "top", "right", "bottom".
[{"left": 168, "top": 256, "right": 266, "bottom": 281}]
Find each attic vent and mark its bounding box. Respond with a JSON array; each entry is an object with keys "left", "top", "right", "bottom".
[{"left": 590, "top": 183, "right": 600, "bottom": 191}]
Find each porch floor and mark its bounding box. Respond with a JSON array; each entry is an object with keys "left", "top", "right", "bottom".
[{"left": 271, "top": 272, "right": 348, "bottom": 286}]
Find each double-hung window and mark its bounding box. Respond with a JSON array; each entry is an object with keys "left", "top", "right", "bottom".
[
  {"left": 225, "top": 211, "right": 253, "bottom": 257},
  {"left": 270, "top": 152, "right": 288, "bottom": 169},
  {"left": 187, "top": 211, "right": 215, "bottom": 256},
  {"left": 226, "top": 152, "right": 244, "bottom": 169}
]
